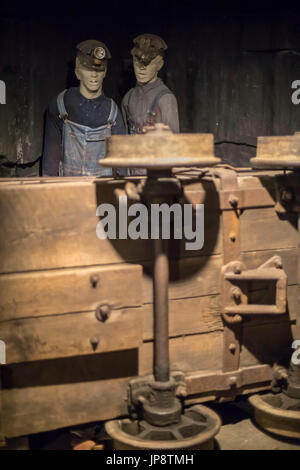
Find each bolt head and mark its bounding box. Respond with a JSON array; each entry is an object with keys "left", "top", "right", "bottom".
[
  {"left": 229, "top": 194, "right": 239, "bottom": 207},
  {"left": 90, "top": 274, "right": 99, "bottom": 288},
  {"left": 95, "top": 304, "right": 111, "bottom": 322},
  {"left": 231, "top": 287, "right": 241, "bottom": 301}
]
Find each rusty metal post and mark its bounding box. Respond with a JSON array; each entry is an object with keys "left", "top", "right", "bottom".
[{"left": 153, "top": 236, "right": 170, "bottom": 382}]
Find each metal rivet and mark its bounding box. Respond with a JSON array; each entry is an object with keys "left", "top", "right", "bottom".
[
  {"left": 231, "top": 287, "right": 241, "bottom": 302},
  {"left": 90, "top": 274, "right": 99, "bottom": 288},
  {"left": 281, "top": 189, "right": 294, "bottom": 203},
  {"left": 90, "top": 335, "right": 100, "bottom": 351},
  {"left": 229, "top": 194, "right": 239, "bottom": 208},
  {"left": 229, "top": 232, "right": 236, "bottom": 242},
  {"left": 233, "top": 262, "right": 242, "bottom": 274},
  {"left": 228, "top": 376, "right": 237, "bottom": 386},
  {"left": 95, "top": 304, "right": 111, "bottom": 322},
  {"left": 229, "top": 343, "right": 236, "bottom": 353}
]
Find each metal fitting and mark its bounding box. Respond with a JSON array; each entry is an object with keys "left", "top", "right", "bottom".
[
  {"left": 95, "top": 303, "right": 111, "bottom": 322},
  {"left": 281, "top": 189, "right": 294, "bottom": 204},
  {"left": 232, "top": 262, "right": 242, "bottom": 274},
  {"left": 90, "top": 335, "right": 100, "bottom": 350},
  {"left": 229, "top": 194, "right": 239, "bottom": 208},
  {"left": 231, "top": 287, "right": 241, "bottom": 302},
  {"left": 229, "top": 232, "right": 236, "bottom": 242},
  {"left": 90, "top": 274, "right": 99, "bottom": 288}
]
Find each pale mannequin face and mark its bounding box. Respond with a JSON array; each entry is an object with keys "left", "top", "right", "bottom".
[
  {"left": 75, "top": 58, "right": 107, "bottom": 99},
  {"left": 133, "top": 55, "right": 164, "bottom": 85}
]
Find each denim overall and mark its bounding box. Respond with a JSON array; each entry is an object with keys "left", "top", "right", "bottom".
[{"left": 57, "top": 90, "right": 118, "bottom": 176}]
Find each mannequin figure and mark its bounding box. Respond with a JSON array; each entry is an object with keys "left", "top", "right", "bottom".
[
  {"left": 43, "top": 40, "right": 126, "bottom": 176},
  {"left": 122, "top": 33, "right": 179, "bottom": 175}
]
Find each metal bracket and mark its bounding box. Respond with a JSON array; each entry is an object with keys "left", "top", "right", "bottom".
[
  {"left": 127, "top": 372, "right": 186, "bottom": 419},
  {"left": 222, "top": 256, "right": 287, "bottom": 322}
]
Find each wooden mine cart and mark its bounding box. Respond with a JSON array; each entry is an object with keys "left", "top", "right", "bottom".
[{"left": 0, "top": 133, "right": 299, "bottom": 446}]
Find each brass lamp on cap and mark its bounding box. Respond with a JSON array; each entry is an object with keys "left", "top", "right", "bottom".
[{"left": 76, "top": 39, "right": 112, "bottom": 71}]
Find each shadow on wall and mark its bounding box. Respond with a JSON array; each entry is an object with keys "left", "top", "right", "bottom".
[{"left": 0, "top": 154, "right": 42, "bottom": 177}]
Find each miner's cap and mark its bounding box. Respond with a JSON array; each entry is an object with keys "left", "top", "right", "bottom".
[
  {"left": 131, "top": 34, "right": 167, "bottom": 66},
  {"left": 76, "top": 39, "right": 112, "bottom": 71}
]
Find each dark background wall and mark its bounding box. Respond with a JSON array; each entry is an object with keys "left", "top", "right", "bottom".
[{"left": 1, "top": 0, "right": 300, "bottom": 175}]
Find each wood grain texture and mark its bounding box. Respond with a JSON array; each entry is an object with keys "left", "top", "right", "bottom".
[
  {"left": 141, "top": 295, "right": 222, "bottom": 341},
  {"left": 139, "top": 331, "right": 223, "bottom": 376},
  {"left": 0, "top": 264, "right": 142, "bottom": 321},
  {"left": 1, "top": 308, "right": 143, "bottom": 363},
  {"left": 2, "top": 377, "right": 130, "bottom": 439},
  {"left": 0, "top": 180, "right": 222, "bottom": 273}
]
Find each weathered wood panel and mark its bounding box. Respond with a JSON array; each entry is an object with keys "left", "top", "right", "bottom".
[
  {"left": 1, "top": 308, "right": 142, "bottom": 363},
  {"left": 142, "top": 295, "right": 222, "bottom": 341},
  {"left": 240, "top": 207, "right": 298, "bottom": 251},
  {"left": 241, "top": 320, "right": 294, "bottom": 367},
  {"left": 139, "top": 331, "right": 223, "bottom": 376},
  {"left": 0, "top": 264, "right": 142, "bottom": 321},
  {"left": 143, "top": 248, "right": 298, "bottom": 304},
  {"left": 2, "top": 377, "right": 130, "bottom": 439},
  {"left": 0, "top": 180, "right": 222, "bottom": 273}
]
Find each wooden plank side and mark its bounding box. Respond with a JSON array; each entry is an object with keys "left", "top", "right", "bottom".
[
  {"left": 139, "top": 331, "right": 223, "bottom": 376},
  {"left": 0, "top": 180, "right": 222, "bottom": 274},
  {"left": 240, "top": 321, "right": 294, "bottom": 367},
  {"left": 142, "top": 255, "right": 222, "bottom": 303},
  {"left": 142, "top": 248, "right": 297, "bottom": 304},
  {"left": 142, "top": 295, "right": 222, "bottom": 341},
  {"left": 1, "top": 308, "right": 143, "bottom": 363},
  {"left": 0, "top": 264, "right": 142, "bottom": 321},
  {"left": 2, "top": 377, "right": 130, "bottom": 439},
  {"left": 0, "top": 181, "right": 150, "bottom": 273},
  {"left": 240, "top": 207, "right": 298, "bottom": 251}
]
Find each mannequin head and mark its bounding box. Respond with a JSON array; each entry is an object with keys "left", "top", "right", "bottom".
[
  {"left": 75, "top": 58, "right": 107, "bottom": 99},
  {"left": 133, "top": 55, "right": 164, "bottom": 85},
  {"left": 131, "top": 34, "right": 167, "bottom": 86},
  {"left": 75, "top": 39, "right": 111, "bottom": 99}
]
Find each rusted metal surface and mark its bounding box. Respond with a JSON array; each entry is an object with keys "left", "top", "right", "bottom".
[
  {"left": 214, "top": 169, "right": 242, "bottom": 374},
  {"left": 251, "top": 132, "right": 300, "bottom": 169},
  {"left": 101, "top": 124, "right": 220, "bottom": 169},
  {"left": 153, "top": 237, "right": 170, "bottom": 383},
  {"left": 105, "top": 405, "right": 221, "bottom": 450},
  {"left": 249, "top": 394, "right": 300, "bottom": 439},
  {"left": 185, "top": 364, "right": 273, "bottom": 396},
  {"left": 222, "top": 256, "right": 287, "bottom": 316}
]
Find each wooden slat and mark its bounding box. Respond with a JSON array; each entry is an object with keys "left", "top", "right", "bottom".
[
  {"left": 240, "top": 207, "right": 298, "bottom": 251},
  {"left": 1, "top": 308, "right": 143, "bottom": 363},
  {"left": 0, "top": 180, "right": 222, "bottom": 273},
  {"left": 142, "top": 295, "right": 222, "bottom": 340},
  {"left": 2, "top": 377, "right": 130, "bottom": 439},
  {"left": 142, "top": 255, "right": 221, "bottom": 303},
  {"left": 139, "top": 331, "right": 223, "bottom": 376},
  {"left": 0, "top": 264, "right": 142, "bottom": 321},
  {"left": 142, "top": 248, "right": 297, "bottom": 304},
  {"left": 240, "top": 321, "right": 294, "bottom": 367}
]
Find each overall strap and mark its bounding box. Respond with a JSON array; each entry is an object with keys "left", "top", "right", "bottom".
[
  {"left": 148, "top": 89, "right": 171, "bottom": 116},
  {"left": 108, "top": 99, "right": 118, "bottom": 126},
  {"left": 127, "top": 88, "right": 135, "bottom": 111},
  {"left": 57, "top": 89, "right": 68, "bottom": 120}
]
